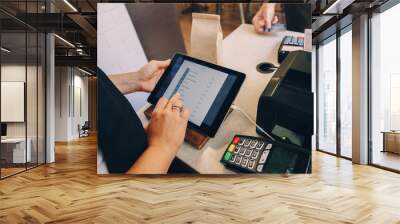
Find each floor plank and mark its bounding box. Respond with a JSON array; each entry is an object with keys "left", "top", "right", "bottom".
[{"left": 0, "top": 134, "right": 400, "bottom": 223}]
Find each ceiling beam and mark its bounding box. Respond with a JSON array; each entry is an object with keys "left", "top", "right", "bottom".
[{"left": 55, "top": 55, "right": 96, "bottom": 70}]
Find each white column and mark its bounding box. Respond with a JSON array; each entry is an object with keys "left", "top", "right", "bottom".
[
  {"left": 46, "top": 33, "right": 55, "bottom": 163},
  {"left": 45, "top": 1, "right": 55, "bottom": 163},
  {"left": 352, "top": 14, "right": 369, "bottom": 164}
]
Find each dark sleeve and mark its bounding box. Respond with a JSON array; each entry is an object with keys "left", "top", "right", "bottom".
[
  {"left": 284, "top": 4, "right": 312, "bottom": 33},
  {"left": 97, "top": 68, "right": 148, "bottom": 173}
]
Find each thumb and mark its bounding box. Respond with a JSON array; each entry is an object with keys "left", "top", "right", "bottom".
[
  {"left": 156, "top": 59, "right": 171, "bottom": 69},
  {"left": 144, "top": 59, "right": 170, "bottom": 77}
]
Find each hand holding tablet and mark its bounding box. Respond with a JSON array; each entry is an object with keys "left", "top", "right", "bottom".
[{"left": 148, "top": 53, "right": 245, "bottom": 137}]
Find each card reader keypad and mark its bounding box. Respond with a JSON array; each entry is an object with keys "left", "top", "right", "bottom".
[
  {"left": 283, "top": 35, "right": 304, "bottom": 47},
  {"left": 221, "top": 135, "right": 272, "bottom": 173}
]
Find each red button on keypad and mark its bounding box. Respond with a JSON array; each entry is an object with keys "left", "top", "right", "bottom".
[{"left": 233, "top": 137, "right": 240, "bottom": 144}]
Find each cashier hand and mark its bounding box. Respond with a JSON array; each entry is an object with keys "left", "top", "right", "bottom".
[
  {"left": 148, "top": 93, "right": 190, "bottom": 152},
  {"left": 109, "top": 59, "right": 171, "bottom": 95},
  {"left": 137, "top": 59, "right": 171, "bottom": 92},
  {"left": 127, "top": 92, "right": 190, "bottom": 174},
  {"left": 252, "top": 3, "right": 278, "bottom": 34}
]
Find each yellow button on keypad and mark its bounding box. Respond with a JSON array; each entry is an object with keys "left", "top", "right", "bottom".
[{"left": 228, "top": 144, "right": 235, "bottom": 152}]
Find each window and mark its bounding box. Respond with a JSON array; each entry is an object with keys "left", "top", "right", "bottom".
[
  {"left": 339, "top": 28, "right": 352, "bottom": 158},
  {"left": 317, "top": 37, "right": 337, "bottom": 154},
  {"left": 316, "top": 26, "right": 353, "bottom": 159},
  {"left": 370, "top": 2, "right": 400, "bottom": 171},
  {"left": 1, "top": 30, "right": 28, "bottom": 178},
  {"left": 0, "top": 1, "right": 46, "bottom": 179}
]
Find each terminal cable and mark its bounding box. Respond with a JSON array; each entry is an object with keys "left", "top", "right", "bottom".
[{"left": 230, "top": 104, "right": 276, "bottom": 141}]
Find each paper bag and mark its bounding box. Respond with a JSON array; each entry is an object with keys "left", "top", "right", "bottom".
[{"left": 190, "top": 13, "right": 223, "bottom": 65}]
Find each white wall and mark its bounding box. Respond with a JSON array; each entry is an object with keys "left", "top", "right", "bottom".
[
  {"left": 1, "top": 65, "right": 27, "bottom": 146},
  {"left": 1, "top": 65, "right": 35, "bottom": 138},
  {"left": 1, "top": 83, "right": 24, "bottom": 123},
  {"left": 55, "top": 67, "right": 89, "bottom": 141},
  {"left": 71, "top": 73, "right": 89, "bottom": 138},
  {"left": 55, "top": 67, "right": 69, "bottom": 141},
  {"left": 97, "top": 3, "right": 149, "bottom": 111}
]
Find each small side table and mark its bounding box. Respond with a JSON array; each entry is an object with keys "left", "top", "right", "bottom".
[{"left": 381, "top": 131, "right": 400, "bottom": 154}]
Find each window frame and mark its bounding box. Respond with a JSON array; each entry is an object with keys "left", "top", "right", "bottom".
[
  {"left": 367, "top": 0, "right": 400, "bottom": 173},
  {"left": 0, "top": 0, "right": 48, "bottom": 179},
  {"left": 315, "top": 24, "right": 353, "bottom": 160}
]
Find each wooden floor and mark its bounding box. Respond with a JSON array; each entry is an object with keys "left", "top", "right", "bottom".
[
  {"left": 1, "top": 167, "right": 26, "bottom": 178},
  {"left": 1, "top": 163, "right": 45, "bottom": 178},
  {"left": 372, "top": 150, "right": 400, "bottom": 171},
  {"left": 0, "top": 134, "right": 400, "bottom": 223},
  {"left": 1, "top": 5, "right": 400, "bottom": 223}
]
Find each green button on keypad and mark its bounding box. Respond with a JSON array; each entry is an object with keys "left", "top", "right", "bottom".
[{"left": 224, "top": 152, "right": 231, "bottom": 161}]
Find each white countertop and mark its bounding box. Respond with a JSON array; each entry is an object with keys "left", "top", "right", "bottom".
[{"left": 138, "top": 24, "right": 303, "bottom": 174}]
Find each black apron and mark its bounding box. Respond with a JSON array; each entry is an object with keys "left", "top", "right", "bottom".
[
  {"left": 97, "top": 68, "right": 197, "bottom": 174},
  {"left": 97, "top": 68, "right": 148, "bottom": 173}
]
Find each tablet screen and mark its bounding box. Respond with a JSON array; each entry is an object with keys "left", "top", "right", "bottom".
[{"left": 148, "top": 53, "right": 245, "bottom": 137}]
